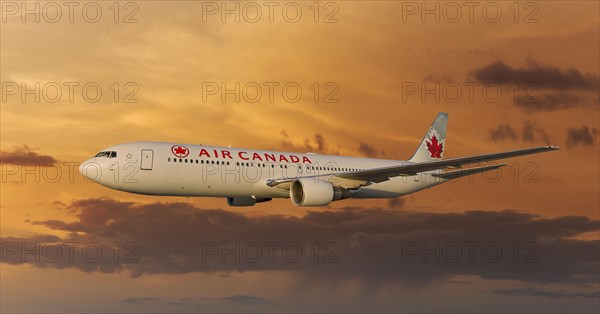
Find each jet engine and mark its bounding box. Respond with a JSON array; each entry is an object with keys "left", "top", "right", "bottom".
[{"left": 290, "top": 178, "right": 351, "bottom": 206}]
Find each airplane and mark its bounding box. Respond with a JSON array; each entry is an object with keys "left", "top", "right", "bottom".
[{"left": 79, "top": 112, "right": 559, "bottom": 206}]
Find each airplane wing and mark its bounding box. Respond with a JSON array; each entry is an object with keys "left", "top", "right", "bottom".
[{"left": 267, "top": 146, "right": 559, "bottom": 190}]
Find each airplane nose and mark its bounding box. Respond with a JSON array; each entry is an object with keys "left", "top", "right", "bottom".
[
  {"left": 79, "top": 159, "right": 101, "bottom": 181},
  {"left": 79, "top": 160, "right": 89, "bottom": 179}
]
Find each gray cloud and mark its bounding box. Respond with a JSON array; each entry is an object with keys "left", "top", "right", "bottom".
[
  {"left": 2, "top": 198, "right": 598, "bottom": 287},
  {"left": 123, "top": 297, "right": 161, "bottom": 304},
  {"left": 279, "top": 131, "right": 338, "bottom": 155},
  {"left": 566, "top": 126, "right": 599, "bottom": 147},
  {"left": 490, "top": 287, "right": 600, "bottom": 299},
  {"left": 522, "top": 121, "right": 550, "bottom": 144},
  {"left": 221, "top": 295, "right": 273, "bottom": 306},
  {"left": 513, "top": 92, "right": 583, "bottom": 112},
  {"left": 472, "top": 60, "right": 598, "bottom": 112},
  {"left": 490, "top": 124, "right": 518, "bottom": 142},
  {"left": 357, "top": 141, "right": 383, "bottom": 157},
  {"left": 387, "top": 197, "right": 405, "bottom": 209},
  {"left": 0, "top": 145, "right": 58, "bottom": 166},
  {"left": 489, "top": 121, "right": 550, "bottom": 144},
  {"left": 473, "top": 60, "right": 599, "bottom": 91}
]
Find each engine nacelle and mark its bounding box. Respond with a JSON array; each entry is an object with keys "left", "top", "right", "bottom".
[
  {"left": 227, "top": 197, "right": 272, "bottom": 206},
  {"left": 290, "top": 178, "right": 351, "bottom": 206}
]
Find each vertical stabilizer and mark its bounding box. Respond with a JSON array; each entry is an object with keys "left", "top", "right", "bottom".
[{"left": 409, "top": 112, "right": 448, "bottom": 162}]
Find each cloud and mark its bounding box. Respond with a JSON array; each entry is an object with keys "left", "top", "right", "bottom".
[
  {"left": 513, "top": 92, "right": 583, "bottom": 112},
  {"left": 387, "top": 197, "right": 405, "bottom": 209},
  {"left": 357, "top": 141, "right": 384, "bottom": 157},
  {"left": 2, "top": 198, "right": 598, "bottom": 287},
  {"left": 314, "top": 134, "right": 326, "bottom": 152},
  {"left": 0, "top": 145, "right": 57, "bottom": 166},
  {"left": 123, "top": 297, "right": 161, "bottom": 304},
  {"left": 489, "top": 121, "right": 550, "bottom": 144},
  {"left": 522, "top": 121, "right": 550, "bottom": 144},
  {"left": 566, "top": 126, "right": 599, "bottom": 147},
  {"left": 279, "top": 131, "right": 337, "bottom": 155},
  {"left": 472, "top": 60, "right": 598, "bottom": 112},
  {"left": 472, "top": 60, "right": 599, "bottom": 91},
  {"left": 220, "top": 295, "right": 273, "bottom": 306},
  {"left": 489, "top": 124, "right": 518, "bottom": 141},
  {"left": 490, "top": 287, "right": 600, "bottom": 299}
]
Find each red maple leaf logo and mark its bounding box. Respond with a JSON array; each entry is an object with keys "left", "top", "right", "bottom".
[
  {"left": 426, "top": 135, "right": 443, "bottom": 158},
  {"left": 171, "top": 145, "right": 189, "bottom": 158}
]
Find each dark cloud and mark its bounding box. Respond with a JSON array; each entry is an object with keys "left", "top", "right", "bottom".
[
  {"left": 123, "top": 297, "right": 161, "bottom": 304},
  {"left": 357, "top": 141, "right": 384, "bottom": 157},
  {"left": 472, "top": 60, "right": 599, "bottom": 90},
  {"left": 522, "top": 120, "right": 550, "bottom": 144},
  {"left": 566, "top": 126, "right": 599, "bottom": 147},
  {"left": 489, "top": 124, "right": 518, "bottom": 142},
  {"left": 472, "top": 60, "right": 598, "bottom": 112},
  {"left": 513, "top": 92, "right": 583, "bottom": 112},
  {"left": 221, "top": 295, "right": 273, "bottom": 306},
  {"left": 314, "top": 134, "right": 326, "bottom": 152},
  {"left": 0, "top": 145, "right": 57, "bottom": 166},
  {"left": 2, "top": 198, "right": 598, "bottom": 288},
  {"left": 279, "top": 131, "right": 337, "bottom": 155},
  {"left": 490, "top": 287, "right": 600, "bottom": 299},
  {"left": 489, "top": 121, "right": 550, "bottom": 144},
  {"left": 387, "top": 197, "right": 405, "bottom": 209},
  {"left": 277, "top": 131, "right": 384, "bottom": 158},
  {"left": 423, "top": 74, "right": 454, "bottom": 82}
]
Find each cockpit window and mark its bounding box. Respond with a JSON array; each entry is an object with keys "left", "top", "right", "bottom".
[{"left": 94, "top": 151, "right": 117, "bottom": 158}]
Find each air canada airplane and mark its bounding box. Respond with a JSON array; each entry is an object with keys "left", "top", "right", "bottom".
[{"left": 79, "top": 113, "right": 559, "bottom": 206}]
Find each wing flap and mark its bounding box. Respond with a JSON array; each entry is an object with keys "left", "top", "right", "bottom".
[{"left": 432, "top": 164, "right": 506, "bottom": 180}]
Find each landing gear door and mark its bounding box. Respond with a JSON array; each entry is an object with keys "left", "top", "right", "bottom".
[{"left": 141, "top": 149, "right": 154, "bottom": 170}]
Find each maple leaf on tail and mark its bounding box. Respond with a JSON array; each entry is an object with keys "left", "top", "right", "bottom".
[{"left": 426, "top": 135, "right": 443, "bottom": 158}]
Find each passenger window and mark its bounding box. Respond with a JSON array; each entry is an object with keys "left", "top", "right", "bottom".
[{"left": 168, "top": 158, "right": 171, "bottom": 162}]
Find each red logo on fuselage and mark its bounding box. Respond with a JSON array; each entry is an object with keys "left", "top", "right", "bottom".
[{"left": 171, "top": 145, "right": 189, "bottom": 158}]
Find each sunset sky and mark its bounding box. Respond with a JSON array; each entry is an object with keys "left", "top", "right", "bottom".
[{"left": 1, "top": 1, "right": 599, "bottom": 313}]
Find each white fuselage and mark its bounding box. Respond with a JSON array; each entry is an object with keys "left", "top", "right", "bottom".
[{"left": 79, "top": 142, "right": 446, "bottom": 202}]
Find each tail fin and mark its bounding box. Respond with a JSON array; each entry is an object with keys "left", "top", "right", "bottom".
[{"left": 409, "top": 112, "right": 448, "bottom": 162}]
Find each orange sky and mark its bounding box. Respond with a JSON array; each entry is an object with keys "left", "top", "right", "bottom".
[{"left": 1, "top": 1, "right": 599, "bottom": 312}]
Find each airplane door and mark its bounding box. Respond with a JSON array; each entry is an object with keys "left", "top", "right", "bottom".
[{"left": 140, "top": 149, "right": 153, "bottom": 170}]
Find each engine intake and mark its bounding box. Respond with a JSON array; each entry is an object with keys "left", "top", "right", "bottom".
[{"left": 290, "top": 178, "right": 350, "bottom": 206}]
